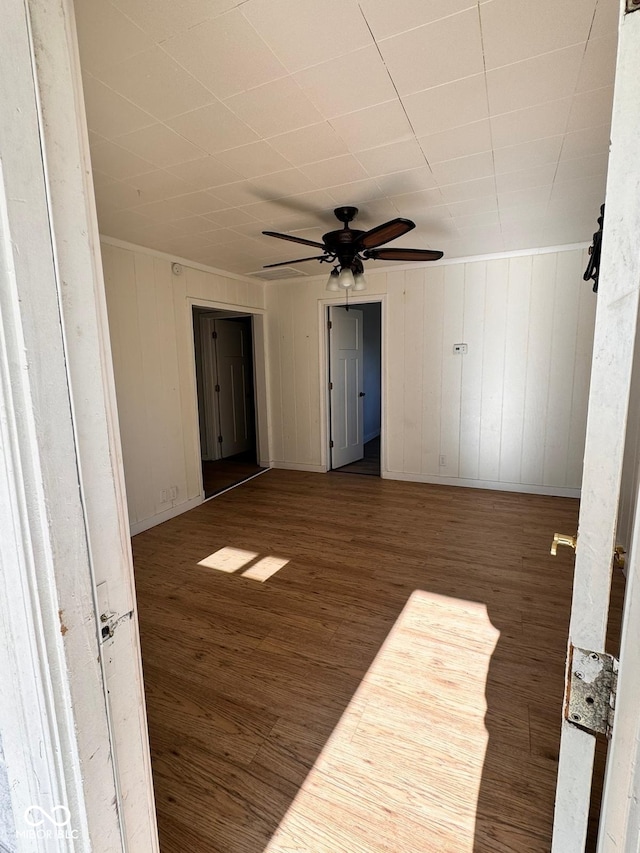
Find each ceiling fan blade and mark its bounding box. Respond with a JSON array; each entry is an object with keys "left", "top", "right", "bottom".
[
  {"left": 262, "top": 230, "right": 326, "bottom": 250},
  {"left": 358, "top": 218, "right": 415, "bottom": 250},
  {"left": 263, "top": 255, "right": 328, "bottom": 268},
  {"left": 365, "top": 247, "right": 444, "bottom": 262}
]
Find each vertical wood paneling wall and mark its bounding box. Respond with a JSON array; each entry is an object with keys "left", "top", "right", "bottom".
[
  {"left": 266, "top": 248, "right": 596, "bottom": 496},
  {"left": 101, "top": 242, "right": 265, "bottom": 532}
]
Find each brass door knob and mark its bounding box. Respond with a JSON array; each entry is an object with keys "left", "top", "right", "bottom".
[{"left": 551, "top": 533, "right": 577, "bottom": 556}]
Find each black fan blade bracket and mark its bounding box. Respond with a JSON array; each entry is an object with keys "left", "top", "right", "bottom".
[{"left": 263, "top": 255, "right": 331, "bottom": 269}]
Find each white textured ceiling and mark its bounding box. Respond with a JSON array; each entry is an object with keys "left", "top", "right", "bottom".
[{"left": 76, "top": 0, "right": 617, "bottom": 278}]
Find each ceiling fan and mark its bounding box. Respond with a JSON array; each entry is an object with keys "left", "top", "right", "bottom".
[{"left": 262, "top": 206, "right": 443, "bottom": 292}]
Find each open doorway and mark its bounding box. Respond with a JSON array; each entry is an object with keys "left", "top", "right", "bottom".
[
  {"left": 192, "top": 307, "right": 265, "bottom": 498},
  {"left": 328, "top": 301, "right": 382, "bottom": 476}
]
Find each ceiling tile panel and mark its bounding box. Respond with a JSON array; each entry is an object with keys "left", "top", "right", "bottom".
[
  {"left": 267, "top": 123, "right": 349, "bottom": 166},
  {"left": 439, "top": 176, "right": 497, "bottom": 204},
  {"left": 497, "top": 185, "right": 553, "bottom": 210},
  {"left": 560, "top": 124, "right": 611, "bottom": 160},
  {"left": 378, "top": 9, "right": 484, "bottom": 95},
  {"left": 224, "top": 78, "right": 322, "bottom": 137},
  {"left": 114, "top": 123, "right": 206, "bottom": 167},
  {"left": 325, "top": 178, "right": 386, "bottom": 206},
  {"left": 430, "top": 151, "right": 495, "bottom": 186},
  {"left": 109, "top": 0, "right": 241, "bottom": 42},
  {"left": 355, "top": 140, "right": 427, "bottom": 177},
  {"left": 89, "top": 139, "right": 155, "bottom": 179},
  {"left": 419, "top": 120, "right": 492, "bottom": 165},
  {"left": 81, "top": 75, "right": 155, "bottom": 140},
  {"left": 214, "top": 142, "right": 293, "bottom": 179},
  {"left": 166, "top": 156, "right": 243, "bottom": 189},
  {"left": 300, "top": 155, "right": 370, "bottom": 188},
  {"left": 122, "top": 170, "right": 193, "bottom": 204},
  {"left": 575, "top": 35, "right": 618, "bottom": 93},
  {"left": 489, "top": 99, "right": 572, "bottom": 149},
  {"left": 166, "top": 102, "right": 259, "bottom": 153},
  {"left": 74, "top": 0, "right": 153, "bottom": 74},
  {"left": 567, "top": 86, "right": 614, "bottom": 132},
  {"left": 375, "top": 167, "right": 438, "bottom": 197},
  {"left": 479, "top": 0, "right": 596, "bottom": 71},
  {"left": 495, "top": 164, "right": 558, "bottom": 194},
  {"left": 330, "top": 102, "right": 415, "bottom": 151},
  {"left": 493, "top": 137, "right": 563, "bottom": 175},
  {"left": 554, "top": 152, "right": 609, "bottom": 183},
  {"left": 486, "top": 45, "right": 584, "bottom": 115},
  {"left": 402, "top": 75, "right": 489, "bottom": 137},
  {"left": 162, "top": 10, "right": 287, "bottom": 100},
  {"left": 359, "top": 0, "right": 476, "bottom": 40},
  {"left": 97, "top": 47, "right": 214, "bottom": 120},
  {"left": 241, "top": 0, "right": 373, "bottom": 73},
  {"left": 293, "top": 46, "right": 397, "bottom": 120}
]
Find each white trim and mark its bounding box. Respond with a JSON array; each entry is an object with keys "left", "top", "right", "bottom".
[
  {"left": 186, "top": 296, "right": 265, "bottom": 315},
  {"left": 381, "top": 470, "right": 581, "bottom": 498},
  {"left": 319, "top": 294, "right": 387, "bottom": 473},
  {"left": 270, "top": 461, "right": 327, "bottom": 474},
  {"left": 130, "top": 495, "right": 203, "bottom": 536},
  {"left": 101, "top": 234, "right": 589, "bottom": 288},
  {"left": 100, "top": 235, "right": 262, "bottom": 286},
  {"left": 265, "top": 242, "right": 590, "bottom": 285}
]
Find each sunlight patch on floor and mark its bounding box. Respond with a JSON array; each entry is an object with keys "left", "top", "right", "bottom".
[
  {"left": 264, "top": 590, "right": 500, "bottom": 853},
  {"left": 197, "top": 546, "right": 289, "bottom": 582}
]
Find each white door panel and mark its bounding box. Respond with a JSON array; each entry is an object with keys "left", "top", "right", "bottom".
[
  {"left": 329, "top": 306, "right": 364, "bottom": 469},
  {"left": 552, "top": 5, "right": 640, "bottom": 850}
]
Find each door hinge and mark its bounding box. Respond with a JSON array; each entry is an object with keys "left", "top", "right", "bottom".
[
  {"left": 567, "top": 646, "right": 618, "bottom": 737},
  {"left": 215, "top": 384, "right": 220, "bottom": 392},
  {"left": 328, "top": 381, "right": 333, "bottom": 390},
  {"left": 212, "top": 330, "right": 218, "bottom": 339},
  {"left": 330, "top": 440, "right": 334, "bottom": 448},
  {"left": 328, "top": 320, "right": 332, "bottom": 330},
  {"left": 217, "top": 435, "right": 223, "bottom": 443}
]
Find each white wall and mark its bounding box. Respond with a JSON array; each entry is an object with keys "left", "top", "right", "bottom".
[
  {"left": 266, "top": 248, "right": 596, "bottom": 495},
  {"left": 102, "top": 241, "right": 265, "bottom": 532}
]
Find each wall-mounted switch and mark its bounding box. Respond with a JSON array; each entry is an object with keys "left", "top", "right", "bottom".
[{"left": 453, "top": 343, "right": 468, "bottom": 354}]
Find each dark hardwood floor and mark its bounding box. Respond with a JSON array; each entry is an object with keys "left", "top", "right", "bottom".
[{"left": 131, "top": 469, "right": 624, "bottom": 852}]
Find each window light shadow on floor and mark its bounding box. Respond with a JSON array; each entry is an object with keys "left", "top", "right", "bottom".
[
  {"left": 263, "top": 590, "right": 500, "bottom": 852},
  {"left": 197, "top": 546, "right": 289, "bottom": 582}
]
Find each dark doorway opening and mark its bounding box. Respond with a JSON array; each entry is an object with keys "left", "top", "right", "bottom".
[
  {"left": 330, "top": 301, "right": 382, "bottom": 476},
  {"left": 192, "top": 307, "right": 265, "bottom": 498}
]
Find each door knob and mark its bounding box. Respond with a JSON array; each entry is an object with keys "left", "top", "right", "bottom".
[
  {"left": 359, "top": 391, "right": 366, "bottom": 397},
  {"left": 551, "top": 533, "right": 577, "bottom": 556}
]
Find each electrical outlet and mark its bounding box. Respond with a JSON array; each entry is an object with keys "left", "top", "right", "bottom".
[
  {"left": 439, "top": 454, "right": 446, "bottom": 467},
  {"left": 453, "top": 343, "right": 468, "bottom": 354},
  {"left": 160, "top": 489, "right": 168, "bottom": 503}
]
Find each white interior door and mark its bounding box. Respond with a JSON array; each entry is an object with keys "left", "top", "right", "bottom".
[
  {"left": 215, "top": 319, "right": 254, "bottom": 458},
  {"left": 200, "top": 316, "right": 221, "bottom": 461},
  {"left": 552, "top": 5, "right": 640, "bottom": 850},
  {"left": 329, "top": 306, "right": 364, "bottom": 469}
]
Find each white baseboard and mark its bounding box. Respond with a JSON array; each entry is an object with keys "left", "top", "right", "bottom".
[
  {"left": 270, "top": 461, "right": 326, "bottom": 473},
  {"left": 130, "top": 495, "right": 203, "bottom": 536},
  {"left": 381, "top": 470, "right": 581, "bottom": 498}
]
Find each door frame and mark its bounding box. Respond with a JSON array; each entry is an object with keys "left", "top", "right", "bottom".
[
  {"left": 319, "top": 294, "right": 386, "bottom": 473},
  {"left": 187, "top": 298, "right": 269, "bottom": 499}
]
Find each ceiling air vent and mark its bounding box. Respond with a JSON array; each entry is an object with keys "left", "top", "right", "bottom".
[{"left": 247, "top": 267, "right": 309, "bottom": 281}]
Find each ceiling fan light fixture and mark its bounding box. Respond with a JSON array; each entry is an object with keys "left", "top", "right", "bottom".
[
  {"left": 338, "top": 267, "right": 355, "bottom": 290},
  {"left": 326, "top": 268, "right": 340, "bottom": 291},
  {"left": 353, "top": 271, "right": 367, "bottom": 291}
]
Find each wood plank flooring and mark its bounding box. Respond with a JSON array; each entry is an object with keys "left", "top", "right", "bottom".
[{"left": 132, "top": 470, "right": 624, "bottom": 852}]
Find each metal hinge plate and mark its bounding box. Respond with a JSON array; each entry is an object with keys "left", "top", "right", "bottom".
[
  {"left": 217, "top": 435, "right": 223, "bottom": 443},
  {"left": 215, "top": 384, "right": 220, "bottom": 392},
  {"left": 567, "top": 647, "right": 618, "bottom": 737}
]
